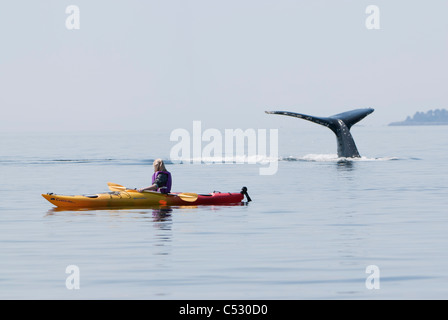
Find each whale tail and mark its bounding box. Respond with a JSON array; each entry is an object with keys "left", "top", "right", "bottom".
[{"left": 265, "top": 108, "right": 374, "bottom": 158}]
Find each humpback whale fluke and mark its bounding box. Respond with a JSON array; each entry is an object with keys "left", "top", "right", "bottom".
[{"left": 265, "top": 108, "right": 374, "bottom": 158}]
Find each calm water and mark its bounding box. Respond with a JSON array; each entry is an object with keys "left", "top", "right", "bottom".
[{"left": 1, "top": 126, "right": 448, "bottom": 299}]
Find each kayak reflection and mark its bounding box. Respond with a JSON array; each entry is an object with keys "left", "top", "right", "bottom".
[{"left": 45, "top": 202, "right": 248, "bottom": 215}]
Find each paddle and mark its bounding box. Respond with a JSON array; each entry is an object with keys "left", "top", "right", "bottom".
[
  {"left": 173, "top": 192, "right": 199, "bottom": 202},
  {"left": 107, "top": 182, "right": 130, "bottom": 192},
  {"left": 107, "top": 182, "right": 199, "bottom": 202}
]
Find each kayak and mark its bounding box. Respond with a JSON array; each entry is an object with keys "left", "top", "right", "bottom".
[{"left": 42, "top": 186, "right": 251, "bottom": 209}]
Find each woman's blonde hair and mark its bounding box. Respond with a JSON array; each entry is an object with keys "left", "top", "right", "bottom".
[{"left": 153, "top": 158, "right": 167, "bottom": 172}]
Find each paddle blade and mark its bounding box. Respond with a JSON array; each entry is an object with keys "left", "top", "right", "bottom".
[
  {"left": 177, "top": 193, "right": 199, "bottom": 202},
  {"left": 107, "top": 182, "right": 126, "bottom": 191},
  {"left": 108, "top": 182, "right": 146, "bottom": 193}
]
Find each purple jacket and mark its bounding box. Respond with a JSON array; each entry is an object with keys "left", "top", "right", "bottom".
[{"left": 151, "top": 171, "right": 172, "bottom": 194}]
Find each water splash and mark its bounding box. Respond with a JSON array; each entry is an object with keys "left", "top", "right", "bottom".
[{"left": 281, "top": 154, "right": 400, "bottom": 162}]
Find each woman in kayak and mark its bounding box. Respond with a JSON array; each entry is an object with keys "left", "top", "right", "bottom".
[{"left": 137, "top": 159, "right": 172, "bottom": 193}]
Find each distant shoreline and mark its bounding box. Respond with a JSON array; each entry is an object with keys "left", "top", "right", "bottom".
[
  {"left": 389, "top": 109, "right": 448, "bottom": 126},
  {"left": 389, "top": 122, "right": 448, "bottom": 126}
]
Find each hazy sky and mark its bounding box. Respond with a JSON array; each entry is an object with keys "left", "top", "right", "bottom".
[{"left": 0, "top": 0, "right": 447, "bottom": 132}]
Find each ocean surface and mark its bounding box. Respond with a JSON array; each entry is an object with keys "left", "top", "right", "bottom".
[{"left": 1, "top": 125, "right": 448, "bottom": 299}]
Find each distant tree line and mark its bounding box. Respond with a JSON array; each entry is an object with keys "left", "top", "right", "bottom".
[{"left": 404, "top": 109, "right": 448, "bottom": 123}]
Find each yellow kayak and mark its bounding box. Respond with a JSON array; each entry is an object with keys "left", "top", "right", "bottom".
[{"left": 42, "top": 186, "right": 250, "bottom": 209}]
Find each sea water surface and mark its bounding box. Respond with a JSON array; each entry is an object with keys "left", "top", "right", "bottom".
[{"left": 1, "top": 126, "right": 448, "bottom": 299}]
